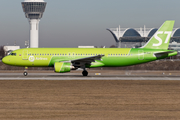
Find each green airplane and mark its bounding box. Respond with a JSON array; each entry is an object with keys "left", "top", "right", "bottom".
[{"left": 2, "top": 21, "right": 177, "bottom": 76}]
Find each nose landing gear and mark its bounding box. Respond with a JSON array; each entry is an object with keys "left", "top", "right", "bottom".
[
  {"left": 23, "top": 71, "right": 28, "bottom": 76},
  {"left": 23, "top": 67, "right": 28, "bottom": 76}
]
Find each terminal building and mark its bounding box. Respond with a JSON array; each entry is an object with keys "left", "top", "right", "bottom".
[{"left": 107, "top": 26, "right": 180, "bottom": 55}]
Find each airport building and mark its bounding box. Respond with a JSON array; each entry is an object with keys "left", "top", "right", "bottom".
[
  {"left": 3, "top": 46, "right": 20, "bottom": 56},
  {"left": 22, "top": 0, "right": 47, "bottom": 48},
  {"left": 107, "top": 26, "right": 180, "bottom": 55}
]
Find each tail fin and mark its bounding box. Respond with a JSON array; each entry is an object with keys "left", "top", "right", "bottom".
[{"left": 142, "top": 20, "right": 175, "bottom": 49}]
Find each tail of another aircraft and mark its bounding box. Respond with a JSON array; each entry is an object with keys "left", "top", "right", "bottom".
[{"left": 141, "top": 20, "right": 175, "bottom": 49}]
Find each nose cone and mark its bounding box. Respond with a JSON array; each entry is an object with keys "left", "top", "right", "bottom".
[{"left": 2, "top": 57, "right": 8, "bottom": 65}]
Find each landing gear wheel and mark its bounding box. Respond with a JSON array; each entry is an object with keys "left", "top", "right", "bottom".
[
  {"left": 82, "top": 70, "right": 88, "bottom": 76},
  {"left": 23, "top": 72, "right": 28, "bottom": 76}
]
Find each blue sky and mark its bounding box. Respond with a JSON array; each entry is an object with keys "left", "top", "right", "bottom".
[{"left": 0, "top": 0, "right": 180, "bottom": 48}]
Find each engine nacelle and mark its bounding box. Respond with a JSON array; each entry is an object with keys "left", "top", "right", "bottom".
[{"left": 54, "top": 62, "right": 74, "bottom": 73}]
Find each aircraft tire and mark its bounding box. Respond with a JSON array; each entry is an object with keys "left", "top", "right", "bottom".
[
  {"left": 82, "top": 70, "right": 88, "bottom": 76},
  {"left": 23, "top": 72, "right": 28, "bottom": 76}
]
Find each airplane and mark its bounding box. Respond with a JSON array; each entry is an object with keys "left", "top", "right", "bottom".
[{"left": 2, "top": 21, "right": 177, "bottom": 76}]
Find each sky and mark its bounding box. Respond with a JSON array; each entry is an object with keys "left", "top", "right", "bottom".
[{"left": 0, "top": 0, "right": 180, "bottom": 48}]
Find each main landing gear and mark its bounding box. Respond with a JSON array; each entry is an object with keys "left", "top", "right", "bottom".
[{"left": 82, "top": 70, "right": 88, "bottom": 76}]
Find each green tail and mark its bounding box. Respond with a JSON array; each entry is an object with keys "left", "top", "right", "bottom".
[{"left": 142, "top": 20, "right": 175, "bottom": 49}]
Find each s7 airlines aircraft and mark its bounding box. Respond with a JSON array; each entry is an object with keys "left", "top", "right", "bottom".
[{"left": 2, "top": 21, "right": 178, "bottom": 76}]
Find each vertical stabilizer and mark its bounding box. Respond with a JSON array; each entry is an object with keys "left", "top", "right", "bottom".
[{"left": 142, "top": 21, "right": 175, "bottom": 49}]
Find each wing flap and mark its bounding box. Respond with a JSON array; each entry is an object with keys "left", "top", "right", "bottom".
[{"left": 71, "top": 55, "right": 104, "bottom": 67}]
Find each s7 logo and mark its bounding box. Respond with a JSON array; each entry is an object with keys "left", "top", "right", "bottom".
[{"left": 153, "top": 31, "right": 172, "bottom": 46}]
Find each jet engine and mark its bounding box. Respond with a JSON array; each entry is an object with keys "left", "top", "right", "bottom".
[{"left": 54, "top": 62, "right": 75, "bottom": 73}]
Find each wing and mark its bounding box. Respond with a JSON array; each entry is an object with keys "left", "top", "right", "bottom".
[{"left": 71, "top": 55, "right": 104, "bottom": 67}]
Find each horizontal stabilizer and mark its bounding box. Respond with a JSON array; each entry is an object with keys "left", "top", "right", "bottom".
[{"left": 154, "top": 51, "right": 176, "bottom": 58}]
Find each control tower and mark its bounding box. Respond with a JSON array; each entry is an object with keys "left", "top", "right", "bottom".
[{"left": 22, "top": 0, "right": 47, "bottom": 48}]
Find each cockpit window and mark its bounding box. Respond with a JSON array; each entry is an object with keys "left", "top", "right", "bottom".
[{"left": 10, "top": 53, "right": 16, "bottom": 56}]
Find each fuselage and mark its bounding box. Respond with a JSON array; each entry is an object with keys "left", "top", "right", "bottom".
[{"left": 2, "top": 48, "right": 177, "bottom": 68}]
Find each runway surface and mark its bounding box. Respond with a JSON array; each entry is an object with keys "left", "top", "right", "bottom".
[{"left": 0, "top": 71, "right": 180, "bottom": 80}]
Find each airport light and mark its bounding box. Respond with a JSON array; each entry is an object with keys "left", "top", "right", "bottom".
[{"left": 22, "top": 0, "right": 47, "bottom": 48}]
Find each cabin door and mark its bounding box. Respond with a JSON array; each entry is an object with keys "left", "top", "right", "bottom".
[
  {"left": 22, "top": 50, "right": 28, "bottom": 60},
  {"left": 138, "top": 50, "right": 144, "bottom": 60}
]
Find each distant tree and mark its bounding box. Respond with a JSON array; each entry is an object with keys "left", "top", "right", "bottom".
[
  {"left": 100, "top": 46, "right": 105, "bottom": 48},
  {"left": 0, "top": 46, "right": 5, "bottom": 59},
  {"left": 109, "top": 45, "right": 116, "bottom": 48}
]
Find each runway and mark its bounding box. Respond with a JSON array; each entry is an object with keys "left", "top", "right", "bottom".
[{"left": 0, "top": 72, "right": 180, "bottom": 80}]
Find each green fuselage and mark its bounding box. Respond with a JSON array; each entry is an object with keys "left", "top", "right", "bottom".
[{"left": 3, "top": 48, "right": 177, "bottom": 68}]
